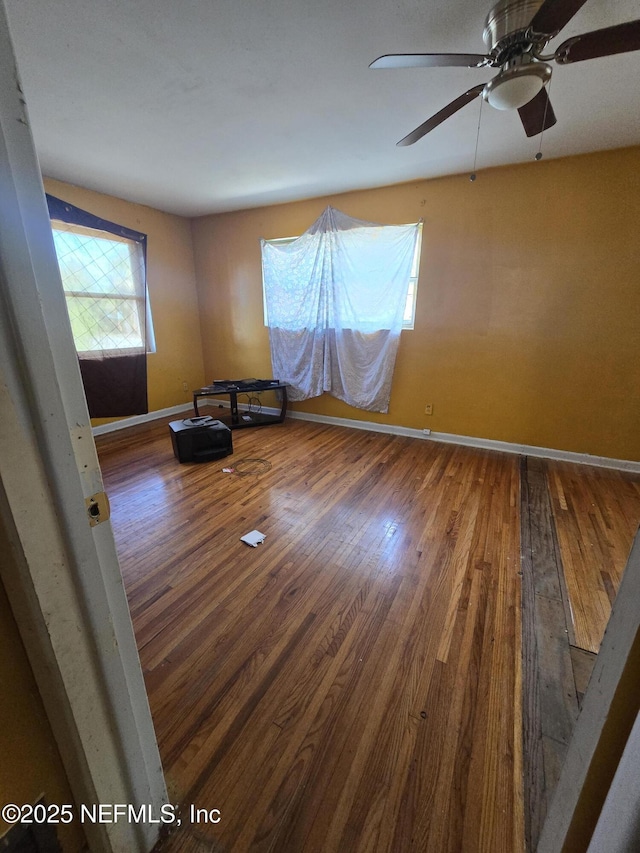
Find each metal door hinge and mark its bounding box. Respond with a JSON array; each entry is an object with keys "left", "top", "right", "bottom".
[{"left": 85, "top": 491, "right": 110, "bottom": 527}]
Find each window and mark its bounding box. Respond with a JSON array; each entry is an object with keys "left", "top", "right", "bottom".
[
  {"left": 47, "top": 193, "right": 150, "bottom": 418},
  {"left": 261, "top": 206, "right": 421, "bottom": 412},
  {"left": 262, "top": 221, "right": 423, "bottom": 330},
  {"left": 51, "top": 220, "right": 155, "bottom": 357}
]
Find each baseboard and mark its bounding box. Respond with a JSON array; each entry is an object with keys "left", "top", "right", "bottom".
[
  {"left": 91, "top": 399, "right": 269, "bottom": 436},
  {"left": 426, "top": 430, "right": 640, "bottom": 473},
  {"left": 92, "top": 400, "right": 640, "bottom": 473},
  {"left": 287, "top": 408, "right": 427, "bottom": 441},
  {"left": 286, "top": 409, "right": 640, "bottom": 473},
  {"left": 92, "top": 402, "right": 193, "bottom": 436}
]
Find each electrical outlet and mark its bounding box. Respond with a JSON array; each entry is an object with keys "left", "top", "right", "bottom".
[
  {"left": 182, "top": 381, "right": 189, "bottom": 392},
  {"left": 424, "top": 403, "right": 433, "bottom": 415}
]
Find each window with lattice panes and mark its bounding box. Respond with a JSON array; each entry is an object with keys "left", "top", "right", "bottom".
[{"left": 51, "top": 220, "right": 155, "bottom": 356}]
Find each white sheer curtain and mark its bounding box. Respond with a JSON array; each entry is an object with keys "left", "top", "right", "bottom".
[{"left": 261, "top": 206, "right": 420, "bottom": 413}]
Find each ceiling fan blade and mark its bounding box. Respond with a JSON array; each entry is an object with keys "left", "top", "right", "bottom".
[
  {"left": 397, "top": 84, "right": 486, "bottom": 147},
  {"left": 555, "top": 19, "right": 640, "bottom": 64},
  {"left": 518, "top": 88, "right": 557, "bottom": 137},
  {"left": 370, "top": 53, "right": 488, "bottom": 69},
  {"left": 529, "top": 0, "right": 588, "bottom": 36}
]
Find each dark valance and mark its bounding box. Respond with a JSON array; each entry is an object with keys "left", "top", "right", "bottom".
[{"left": 46, "top": 194, "right": 147, "bottom": 248}]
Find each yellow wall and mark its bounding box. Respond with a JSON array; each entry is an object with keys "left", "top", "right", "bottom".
[
  {"left": 0, "top": 537, "right": 84, "bottom": 850},
  {"left": 191, "top": 147, "right": 640, "bottom": 461},
  {"left": 44, "top": 178, "right": 206, "bottom": 425}
]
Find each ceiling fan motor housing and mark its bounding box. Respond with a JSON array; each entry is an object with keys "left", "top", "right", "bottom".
[{"left": 483, "top": 0, "right": 547, "bottom": 53}]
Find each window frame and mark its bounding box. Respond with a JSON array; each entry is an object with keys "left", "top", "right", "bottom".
[
  {"left": 50, "top": 219, "right": 156, "bottom": 358},
  {"left": 45, "top": 193, "right": 156, "bottom": 360}
]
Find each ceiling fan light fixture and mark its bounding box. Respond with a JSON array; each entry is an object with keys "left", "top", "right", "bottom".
[{"left": 483, "top": 61, "right": 551, "bottom": 110}]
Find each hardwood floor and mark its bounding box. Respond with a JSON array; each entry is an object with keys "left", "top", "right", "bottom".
[
  {"left": 546, "top": 461, "right": 640, "bottom": 654},
  {"left": 98, "top": 418, "right": 640, "bottom": 852},
  {"left": 97, "top": 418, "right": 523, "bottom": 852}
]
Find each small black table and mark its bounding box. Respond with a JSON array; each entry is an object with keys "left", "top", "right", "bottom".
[{"left": 193, "top": 380, "right": 288, "bottom": 429}]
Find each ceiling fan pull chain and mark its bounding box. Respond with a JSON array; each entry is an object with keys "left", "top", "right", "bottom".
[
  {"left": 536, "top": 75, "right": 552, "bottom": 161},
  {"left": 470, "top": 95, "right": 484, "bottom": 181}
]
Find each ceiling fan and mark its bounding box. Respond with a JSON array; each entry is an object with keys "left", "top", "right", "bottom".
[{"left": 370, "top": 0, "right": 640, "bottom": 144}]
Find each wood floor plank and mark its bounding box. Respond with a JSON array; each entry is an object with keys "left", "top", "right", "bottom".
[
  {"left": 547, "top": 462, "right": 640, "bottom": 652},
  {"left": 520, "top": 456, "right": 580, "bottom": 853},
  {"left": 534, "top": 594, "right": 579, "bottom": 745},
  {"left": 569, "top": 645, "right": 597, "bottom": 705}
]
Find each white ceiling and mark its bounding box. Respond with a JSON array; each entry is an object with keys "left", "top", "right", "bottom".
[{"left": 5, "top": 0, "right": 640, "bottom": 217}]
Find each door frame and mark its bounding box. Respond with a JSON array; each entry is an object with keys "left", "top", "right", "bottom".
[{"left": 0, "top": 4, "right": 167, "bottom": 851}]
